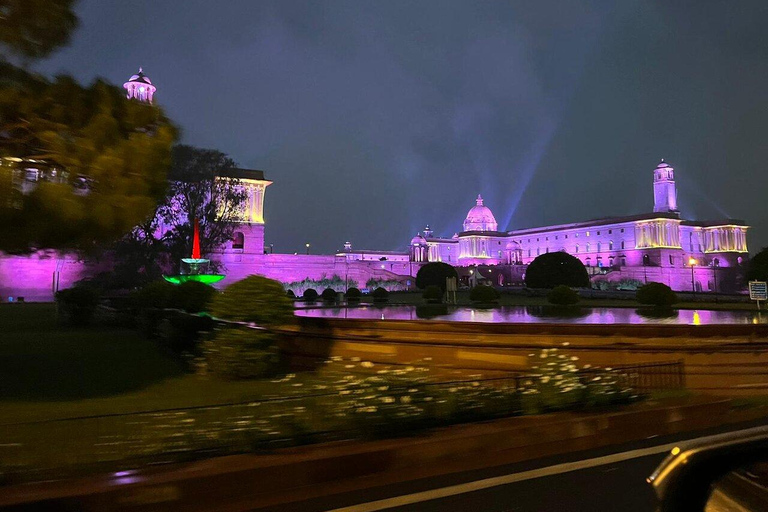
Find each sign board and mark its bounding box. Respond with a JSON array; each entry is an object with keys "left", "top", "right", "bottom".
[{"left": 749, "top": 281, "right": 768, "bottom": 301}]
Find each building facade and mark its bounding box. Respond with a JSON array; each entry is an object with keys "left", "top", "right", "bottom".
[
  {"left": 0, "top": 69, "right": 752, "bottom": 300},
  {"left": 408, "top": 160, "right": 749, "bottom": 292}
]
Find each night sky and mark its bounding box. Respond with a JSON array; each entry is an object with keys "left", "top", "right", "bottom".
[{"left": 36, "top": 1, "right": 768, "bottom": 255}]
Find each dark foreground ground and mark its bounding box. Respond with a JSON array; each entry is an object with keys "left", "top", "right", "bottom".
[{"left": 253, "top": 417, "right": 768, "bottom": 512}]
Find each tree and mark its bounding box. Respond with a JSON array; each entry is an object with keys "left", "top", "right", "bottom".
[
  {"left": 106, "top": 144, "right": 248, "bottom": 286},
  {"left": 0, "top": 0, "right": 78, "bottom": 63},
  {"left": 547, "top": 285, "right": 580, "bottom": 306},
  {"left": 415, "top": 262, "right": 458, "bottom": 292},
  {"left": 0, "top": 75, "right": 177, "bottom": 254},
  {"left": 747, "top": 248, "right": 768, "bottom": 282},
  {"left": 636, "top": 282, "right": 677, "bottom": 307},
  {"left": 524, "top": 252, "right": 589, "bottom": 289}
]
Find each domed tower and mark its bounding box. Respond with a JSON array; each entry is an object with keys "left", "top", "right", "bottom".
[
  {"left": 463, "top": 194, "right": 498, "bottom": 232},
  {"left": 653, "top": 159, "right": 678, "bottom": 214},
  {"left": 123, "top": 67, "right": 156, "bottom": 104}
]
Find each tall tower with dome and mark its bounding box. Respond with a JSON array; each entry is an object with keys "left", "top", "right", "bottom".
[{"left": 123, "top": 68, "right": 156, "bottom": 104}]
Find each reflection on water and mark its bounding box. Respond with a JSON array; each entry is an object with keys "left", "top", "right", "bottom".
[{"left": 296, "top": 305, "right": 767, "bottom": 325}]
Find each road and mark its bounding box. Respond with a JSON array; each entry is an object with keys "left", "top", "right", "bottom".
[{"left": 253, "top": 418, "right": 768, "bottom": 512}]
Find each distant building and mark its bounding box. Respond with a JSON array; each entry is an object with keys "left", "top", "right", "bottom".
[
  {"left": 408, "top": 160, "right": 749, "bottom": 292},
  {"left": 0, "top": 68, "right": 752, "bottom": 300}
]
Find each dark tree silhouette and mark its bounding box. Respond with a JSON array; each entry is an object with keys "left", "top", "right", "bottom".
[{"left": 524, "top": 252, "right": 589, "bottom": 289}]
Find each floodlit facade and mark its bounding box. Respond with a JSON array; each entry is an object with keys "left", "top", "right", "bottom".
[{"left": 0, "top": 68, "right": 753, "bottom": 300}]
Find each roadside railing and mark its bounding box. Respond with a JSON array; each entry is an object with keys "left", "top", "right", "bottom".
[{"left": 0, "top": 361, "right": 684, "bottom": 481}]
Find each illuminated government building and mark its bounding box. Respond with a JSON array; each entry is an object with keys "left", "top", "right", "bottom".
[{"left": 0, "top": 69, "right": 751, "bottom": 300}]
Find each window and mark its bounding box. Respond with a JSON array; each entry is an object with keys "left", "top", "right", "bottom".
[
  {"left": 546, "top": 237, "right": 549, "bottom": 241},
  {"left": 669, "top": 255, "right": 674, "bottom": 265},
  {"left": 575, "top": 233, "right": 579, "bottom": 238},
  {"left": 232, "top": 232, "right": 244, "bottom": 250},
  {"left": 565, "top": 234, "right": 568, "bottom": 239},
  {"left": 597, "top": 242, "right": 601, "bottom": 252},
  {"left": 586, "top": 231, "right": 590, "bottom": 237},
  {"left": 575, "top": 244, "right": 579, "bottom": 253},
  {"left": 537, "top": 248, "right": 540, "bottom": 255},
  {"left": 621, "top": 241, "right": 625, "bottom": 250},
  {"left": 555, "top": 236, "right": 558, "bottom": 240},
  {"left": 621, "top": 228, "right": 624, "bottom": 233},
  {"left": 597, "top": 231, "right": 601, "bottom": 235},
  {"left": 546, "top": 247, "right": 549, "bottom": 253},
  {"left": 608, "top": 230, "right": 612, "bottom": 234},
  {"left": 621, "top": 256, "right": 626, "bottom": 266},
  {"left": 609, "top": 241, "right": 613, "bottom": 250},
  {"left": 528, "top": 249, "right": 531, "bottom": 257},
  {"left": 586, "top": 242, "right": 590, "bottom": 252}
]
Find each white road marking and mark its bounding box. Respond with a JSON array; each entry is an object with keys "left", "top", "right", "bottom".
[{"left": 324, "top": 426, "right": 768, "bottom": 512}]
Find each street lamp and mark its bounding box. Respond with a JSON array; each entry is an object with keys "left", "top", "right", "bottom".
[
  {"left": 688, "top": 257, "right": 697, "bottom": 296},
  {"left": 269, "top": 243, "right": 274, "bottom": 254},
  {"left": 305, "top": 243, "right": 310, "bottom": 255}
]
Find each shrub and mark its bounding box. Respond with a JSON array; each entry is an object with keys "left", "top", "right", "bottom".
[
  {"left": 636, "top": 282, "right": 678, "bottom": 307},
  {"left": 469, "top": 285, "right": 500, "bottom": 304},
  {"left": 372, "top": 287, "right": 389, "bottom": 302},
  {"left": 422, "top": 285, "right": 443, "bottom": 304},
  {"left": 210, "top": 275, "right": 294, "bottom": 326},
  {"left": 55, "top": 285, "right": 100, "bottom": 326},
  {"left": 415, "top": 303, "right": 449, "bottom": 319},
  {"left": 321, "top": 288, "right": 337, "bottom": 302},
  {"left": 524, "top": 252, "right": 589, "bottom": 289},
  {"left": 546, "top": 285, "right": 580, "bottom": 305},
  {"left": 203, "top": 327, "right": 282, "bottom": 379},
  {"left": 131, "top": 280, "right": 175, "bottom": 310},
  {"left": 345, "top": 287, "right": 362, "bottom": 301},
  {"left": 303, "top": 288, "right": 318, "bottom": 302},
  {"left": 169, "top": 281, "right": 217, "bottom": 314},
  {"left": 157, "top": 311, "right": 215, "bottom": 356},
  {"left": 416, "top": 262, "right": 458, "bottom": 292}
]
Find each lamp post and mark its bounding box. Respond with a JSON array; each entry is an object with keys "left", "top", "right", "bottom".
[
  {"left": 269, "top": 243, "right": 274, "bottom": 254},
  {"left": 689, "top": 257, "right": 697, "bottom": 297},
  {"left": 305, "top": 243, "right": 310, "bottom": 255}
]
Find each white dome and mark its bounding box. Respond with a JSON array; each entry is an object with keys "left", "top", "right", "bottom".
[
  {"left": 463, "top": 194, "right": 498, "bottom": 232},
  {"left": 410, "top": 233, "right": 426, "bottom": 245}
]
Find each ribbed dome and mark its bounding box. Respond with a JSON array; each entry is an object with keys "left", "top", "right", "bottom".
[
  {"left": 463, "top": 194, "right": 498, "bottom": 232},
  {"left": 410, "top": 233, "right": 426, "bottom": 245},
  {"left": 128, "top": 67, "right": 152, "bottom": 84}
]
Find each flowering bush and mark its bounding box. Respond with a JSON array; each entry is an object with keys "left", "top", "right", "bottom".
[{"left": 518, "top": 348, "right": 637, "bottom": 413}]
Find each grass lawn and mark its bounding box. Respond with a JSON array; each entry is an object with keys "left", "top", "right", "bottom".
[{"left": 0, "top": 304, "right": 305, "bottom": 424}]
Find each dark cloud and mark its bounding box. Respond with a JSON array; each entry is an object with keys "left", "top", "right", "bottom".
[{"left": 37, "top": 0, "right": 768, "bottom": 253}]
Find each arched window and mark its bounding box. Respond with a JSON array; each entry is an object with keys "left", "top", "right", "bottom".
[
  {"left": 597, "top": 242, "right": 602, "bottom": 252},
  {"left": 713, "top": 257, "right": 720, "bottom": 267},
  {"left": 232, "top": 231, "right": 244, "bottom": 250},
  {"left": 609, "top": 241, "right": 613, "bottom": 250},
  {"left": 586, "top": 242, "right": 591, "bottom": 252},
  {"left": 643, "top": 254, "right": 650, "bottom": 266},
  {"left": 575, "top": 244, "right": 579, "bottom": 253}
]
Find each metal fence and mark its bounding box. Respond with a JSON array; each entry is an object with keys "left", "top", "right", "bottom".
[{"left": 0, "top": 361, "right": 684, "bottom": 480}]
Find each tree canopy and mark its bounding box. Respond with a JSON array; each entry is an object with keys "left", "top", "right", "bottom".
[
  {"left": 0, "top": 75, "right": 176, "bottom": 253},
  {"left": 746, "top": 248, "right": 768, "bottom": 282},
  {"left": 0, "top": 0, "right": 78, "bottom": 62},
  {"left": 108, "top": 144, "right": 248, "bottom": 286},
  {"left": 524, "top": 252, "right": 590, "bottom": 289},
  {"left": 415, "top": 262, "right": 458, "bottom": 292}
]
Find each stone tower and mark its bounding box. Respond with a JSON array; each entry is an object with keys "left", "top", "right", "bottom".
[
  {"left": 653, "top": 159, "right": 679, "bottom": 214},
  {"left": 123, "top": 67, "right": 156, "bottom": 104}
]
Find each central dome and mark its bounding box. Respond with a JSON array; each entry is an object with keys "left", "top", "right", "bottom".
[{"left": 463, "top": 194, "right": 498, "bottom": 232}]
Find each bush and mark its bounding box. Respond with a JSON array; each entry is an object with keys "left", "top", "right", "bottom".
[
  {"left": 321, "top": 288, "right": 337, "bottom": 302},
  {"left": 636, "top": 282, "right": 678, "bottom": 307},
  {"left": 422, "top": 285, "right": 443, "bottom": 303},
  {"left": 416, "top": 262, "right": 458, "bottom": 292},
  {"left": 415, "top": 303, "right": 449, "bottom": 319},
  {"left": 303, "top": 288, "right": 318, "bottom": 302},
  {"left": 546, "top": 285, "right": 580, "bottom": 305},
  {"left": 131, "top": 280, "right": 175, "bottom": 310},
  {"left": 524, "top": 252, "right": 589, "bottom": 289},
  {"left": 55, "top": 285, "right": 100, "bottom": 326},
  {"left": 169, "top": 281, "right": 217, "bottom": 314},
  {"left": 372, "top": 287, "right": 389, "bottom": 302},
  {"left": 469, "top": 285, "right": 500, "bottom": 304},
  {"left": 346, "top": 287, "right": 362, "bottom": 301},
  {"left": 203, "top": 327, "right": 282, "bottom": 379},
  {"left": 210, "top": 275, "right": 295, "bottom": 326},
  {"left": 157, "top": 311, "right": 215, "bottom": 356}
]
